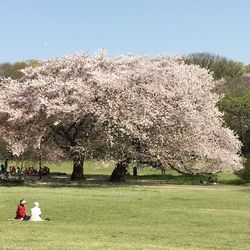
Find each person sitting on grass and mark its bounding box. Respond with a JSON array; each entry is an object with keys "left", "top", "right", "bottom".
[
  {"left": 208, "top": 176, "right": 219, "bottom": 185},
  {"left": 30, "top": 201, "right": 44, "bottom": 221},
  {"left": 15, "top": 199, "right": 30, "bottom": 221}
]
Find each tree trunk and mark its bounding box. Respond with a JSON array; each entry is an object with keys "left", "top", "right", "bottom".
[
  {"left": 108, "top": 158, "right": 131, "bottom": 182},
  {"left": 71, "top": 156, "right": 85, "bottom": 181},
  {"left": 4, "top": 158, "right": 8, "bottom": 169}
]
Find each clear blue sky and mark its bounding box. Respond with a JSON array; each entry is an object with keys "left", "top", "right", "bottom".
[{"left": 1, "top": 0, "right": 250, "bottom": 64}]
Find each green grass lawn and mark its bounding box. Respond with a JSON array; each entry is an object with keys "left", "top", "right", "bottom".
[
  {"left": 1, "top": 160, "right": 250, "bottom": 249},
  {"left": 0, "top": 184, "right": 250, "bottom": 250}
]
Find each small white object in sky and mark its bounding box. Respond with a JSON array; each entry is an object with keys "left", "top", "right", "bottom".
[{"left": 44, "top": 42, "right": 48, "bottom": 46}]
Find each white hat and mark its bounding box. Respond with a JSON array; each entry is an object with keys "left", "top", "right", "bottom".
[
  {"left": 34, "top": 201, "right": 39, "bottom": 207},
  {"left": 20, "top": 199, "right": 27, "bottom": 204}
]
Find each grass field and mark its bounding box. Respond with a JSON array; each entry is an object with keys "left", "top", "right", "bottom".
[
  {"left": 1, "top": 185, "right": 250, "bottom": 250},
  {"left": 1, "top": 161, "right": 250, "bottom": 249}
]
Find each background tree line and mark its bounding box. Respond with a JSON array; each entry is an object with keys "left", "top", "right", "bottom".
[{"left": 0, "top": 60, "right": 39, "bottom": 81}]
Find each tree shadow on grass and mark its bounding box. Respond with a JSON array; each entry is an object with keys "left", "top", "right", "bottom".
[
  {"left": 128, "top": 173, "right": 247, "bottom": 186},
  {"left": 127, "top": 174, "right": 202, "bottom": 185},
  {"left": 0, "top": 171, "right": 247, "bottom": 188}
]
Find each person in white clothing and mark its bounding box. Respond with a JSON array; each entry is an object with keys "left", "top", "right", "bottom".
[{"left": 30, "top": 202, "right": 44, "bottom": 221}]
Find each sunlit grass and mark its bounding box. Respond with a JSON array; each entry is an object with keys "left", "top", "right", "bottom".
[
  {"left": 0, "top": 185, "right": 250, "bottom": 250},
  {"left": 1, "top": 160, "right": 250, "bottom": 249}
]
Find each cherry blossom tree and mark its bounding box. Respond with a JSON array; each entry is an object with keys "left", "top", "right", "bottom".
[{"left": 0, "top": 51, "right": 243, "bottom": 181}]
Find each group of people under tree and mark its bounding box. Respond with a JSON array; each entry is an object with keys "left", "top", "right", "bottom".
[
  {"left": 0, "top": 163, "right": 50, "bottom": 180},
  {"left": 200, "top": 176, "right": 219, "bottom": 185}
]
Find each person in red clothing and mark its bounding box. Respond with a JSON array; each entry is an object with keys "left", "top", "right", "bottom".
[{"left": 15, "top": 199, "right": 30, "bottom": 221}]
